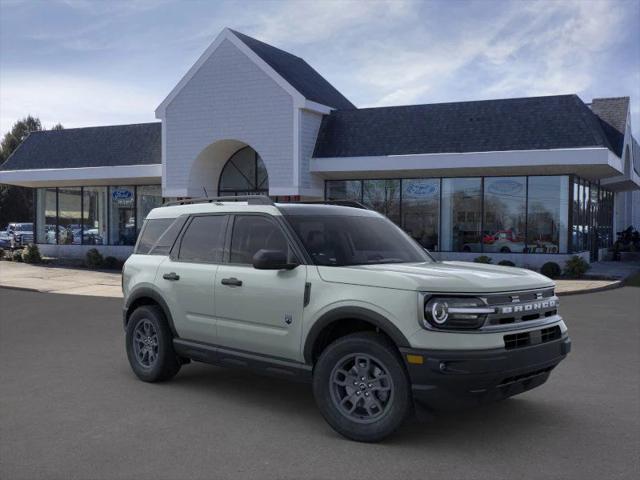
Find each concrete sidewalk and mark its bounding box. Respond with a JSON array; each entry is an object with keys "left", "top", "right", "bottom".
[
  {"left": 1, "top": 260, "right": 637, "bottom": 298},
  {"left": 0, "top": 261, "right": 122, "bottom": 298}
]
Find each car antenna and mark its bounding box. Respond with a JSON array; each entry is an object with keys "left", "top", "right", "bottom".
[{"left": 202, "top": 186, "right": 208, "bottom": 197}]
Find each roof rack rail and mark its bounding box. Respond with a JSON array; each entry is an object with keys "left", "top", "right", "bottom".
[
  {"left": 295, "top": 200, "right": 369, "bottom": 210},
  {"left": 163, "top": 195, "right": 275, "bottom": 207}
]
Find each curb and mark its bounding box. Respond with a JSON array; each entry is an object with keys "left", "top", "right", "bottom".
[
  {"left": 0, "top": 284, "right": 42, "bottom": 294},
  {"left": 556, "top": 280, "right": 623, "bottom": 297}
]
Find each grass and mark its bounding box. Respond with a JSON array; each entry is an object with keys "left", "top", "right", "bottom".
[{"left": 624, "top": 272, "right": 640, "bottom": 287}]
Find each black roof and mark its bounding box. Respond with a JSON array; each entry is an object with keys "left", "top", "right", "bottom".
[
  {"left": 0, "top": 122, "right": 161, "bottom": 171},
  {"left": 230, "top": 29, "right": 355, "bottom": 111},
  {"left": 313, "top": 94, "right": 616, "bottom": 158},
  {"left": 590, "top": 97, "right": 629, "bottom": 157}
]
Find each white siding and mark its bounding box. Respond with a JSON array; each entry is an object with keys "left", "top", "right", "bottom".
[
  {"left": 163, "top": 39, "right": 294, "bottom": 196},
  {"left": 298, "top": 109, "right": 324, "bottom": 195}
]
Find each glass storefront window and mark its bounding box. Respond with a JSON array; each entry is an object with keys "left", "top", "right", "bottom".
[
  {"left": 109, "top": 186, "right": 136, "bottom": 245},
  {"left": 326, "top": 180, "right": 362, "bottom": 202},
  {"left": 83, "top": 187, "right": 107, "bottom": 245},
  {"left": 402, "top": 179, "right": 440, "bottom": 250},
  {"left": 362, "top": 179, "right": 400, "bottom": 224},
  {"left": 136, "top": 185, "right": 163, "bottom": 232},
  {"left": 483, "top": 177, "right": 526, "bottom": 253},
  {"left": 441, "top": 178, "right": 482, "bottom": 252},
  {"left": 36, "top": 188, "right": 57, "bottom": 244},
  {"left": 57, "top": 187, "right": 82, "bottom": 245},
  {"left": 526, "top": 176, "right": 569, "bottom": 253}
]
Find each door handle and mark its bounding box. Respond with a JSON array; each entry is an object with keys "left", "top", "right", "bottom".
[
  {"left": 221, "top": 277, "right": 242, "bottom": 287},
  {"left": 162, "top": 272, "right": 180, "bottom": 281}
]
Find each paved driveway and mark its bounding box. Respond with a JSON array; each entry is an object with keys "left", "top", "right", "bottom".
[{"left": 1, "top": 287, "right": 638, "bottom": 480}]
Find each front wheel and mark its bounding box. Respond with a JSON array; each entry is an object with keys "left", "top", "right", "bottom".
[
  {"left": 313, "top": 332, "right": 411, "bottom": 442},
  {"left": 126, "top": 305, "right": 181, "bottom": 382}
]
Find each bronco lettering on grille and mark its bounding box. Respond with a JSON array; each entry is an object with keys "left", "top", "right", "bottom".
[{"left": 499, "top": 299, "right": 557, "bottom": 315}]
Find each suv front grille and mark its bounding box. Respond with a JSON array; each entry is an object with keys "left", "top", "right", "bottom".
[
  {"left": 504, "top": 326, "right": 561, "bottom": 350},
  {"left": 484, "top": 288, "right": 558, "bottom": 327}
]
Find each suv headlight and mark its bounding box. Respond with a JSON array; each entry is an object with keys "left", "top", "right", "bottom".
[{"left": 423, "top": 297, "right": 495, "bottom": 330}]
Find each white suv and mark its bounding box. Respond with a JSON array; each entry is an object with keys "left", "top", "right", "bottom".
[{"left": 122, "top": 196, "right": 570, "bottom": 442}]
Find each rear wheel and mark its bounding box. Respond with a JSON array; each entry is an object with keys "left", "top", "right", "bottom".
[
  {"left": 126, "top": 305, "right": 181, "bottom": 382},
  {"left": 313, "top": 332, "right": 411, "bottom": 442}
]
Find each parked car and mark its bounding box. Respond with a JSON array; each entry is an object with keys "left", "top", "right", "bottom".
[
  {"left": 0, "top": 230, "right": 12, "bottom": 249},
  {"left": 4, "top": 223, "right": 34, "bottom": 249},
  {"left": 122, "top": 196, "right": 570, "bottom": 442},
  {"left": 481, "top": 229, "right": 526, "bottom": 253}
]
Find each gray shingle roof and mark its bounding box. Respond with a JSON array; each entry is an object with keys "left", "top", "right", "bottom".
[
  {"left": 230, "top": 29, "right": 355, "bottom": 111},
  {"left": 0, "top": 122, "right": 161, "bottom": 171},
  {"left": 313, "top": 95, "right": 616, "bottom": 158},
  {"left": 590, "top": 97, "right": 629, "bottom": 157}
]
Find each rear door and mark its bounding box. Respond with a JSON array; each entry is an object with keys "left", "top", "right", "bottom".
[
  {"left": 214, "top": 214, "right": 307, "bottom": 361},
  {"left": 156, "top": 214, "right": 229, "bottom": 344}
]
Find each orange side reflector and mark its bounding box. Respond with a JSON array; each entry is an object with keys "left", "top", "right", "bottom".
[{"left": 406, "top": 354, "right": 424, "bottom": 365}]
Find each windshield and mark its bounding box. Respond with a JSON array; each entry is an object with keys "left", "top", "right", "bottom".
[{"left": 286, "top": 215, "right": 431, "bottom": 266}]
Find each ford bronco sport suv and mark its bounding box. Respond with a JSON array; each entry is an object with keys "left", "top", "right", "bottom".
[{"left": 122, "top": 196, "right": 570, "bottom": 442}]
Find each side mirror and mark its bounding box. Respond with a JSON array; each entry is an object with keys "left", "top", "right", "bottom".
[{"left": 252, "top": 249, "right": 298, "bottom": 270}]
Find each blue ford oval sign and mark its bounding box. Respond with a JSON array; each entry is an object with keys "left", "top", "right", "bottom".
[
  {"left": 112, "top": 189, "right": 133, "bottom": 200},
  {"left": 488, "top": 180, "right": 523, "bottom": 195},
  {"left": 405, "top": 182, "right": 438, "bottom": 197}
]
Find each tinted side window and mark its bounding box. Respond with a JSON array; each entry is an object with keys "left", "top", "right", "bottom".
[
  {"left": 230, "top": 216, "right": 289, "bottom": 264},
  {"left": 135, "top": 218, "right": 174, "bottom": 254},
  {"left": 178, "top": 215, "right": 227, "bottom": 263}
]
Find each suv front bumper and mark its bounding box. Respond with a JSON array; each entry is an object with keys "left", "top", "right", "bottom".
[{"left": 400, "top": 334, "right": 571, "bottom": 411}]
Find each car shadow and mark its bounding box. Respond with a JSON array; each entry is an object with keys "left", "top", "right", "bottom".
[{"left": 154, "top": 362, "right": 571, "bottom": 445}]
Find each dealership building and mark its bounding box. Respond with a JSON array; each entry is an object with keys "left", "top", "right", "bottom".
[{"left": 1, "top": 28, "right": 638, "bottom": 266}]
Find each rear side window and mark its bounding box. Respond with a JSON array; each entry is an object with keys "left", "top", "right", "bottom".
[
  {"left": 149, "top": 218, "right": 187, "bottom": 255},
  {"left": 177, "top": 215, "right": 227, "bottom": 263},
  {"left": 135, "top": 218, "right": 174, "bottom": 254}
]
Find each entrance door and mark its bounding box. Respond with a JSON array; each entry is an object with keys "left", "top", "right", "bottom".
[{"left": 214, "top": 214, "right": 307, "bottom": 361}]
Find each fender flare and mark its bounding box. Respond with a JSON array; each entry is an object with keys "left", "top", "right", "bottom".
[
  {"left": 124, "top": 287, "right": 178, "bottom": 337},
  {"left": 303, "top": 306, "right": 410, "bottom": 364}
]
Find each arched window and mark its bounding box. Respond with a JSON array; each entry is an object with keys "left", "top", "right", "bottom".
[{"left": 218, "top": 146, "right": 268, "bottom": 196}]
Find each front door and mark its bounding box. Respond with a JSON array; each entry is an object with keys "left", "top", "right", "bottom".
[
  {"left": 214, "top": 214, "right": 307, "bottom": 361},
  {"left": 156, "top": 214, "right": 229, "bottom": 344}
]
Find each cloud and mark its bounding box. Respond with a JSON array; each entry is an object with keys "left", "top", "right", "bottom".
[
  {"left": 249, "top": 0, "right": 412, "bottom": 46},
  {"left": 0, "top": 72, "right": 158, "bottom": 133},
  {"left": 344, "top": 0, "right": 628, "bottom": 108}
]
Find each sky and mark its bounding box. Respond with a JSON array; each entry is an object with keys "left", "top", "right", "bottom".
[{"left": 1, "top": 0, "right": 639, "bottom": 138}]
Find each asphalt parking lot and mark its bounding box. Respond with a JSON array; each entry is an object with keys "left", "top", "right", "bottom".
[{"left": 1, "top": 287, "right": 638, "bottom": 480}]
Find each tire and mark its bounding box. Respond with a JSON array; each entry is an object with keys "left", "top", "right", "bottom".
[
  {"left": 500, "top": 247, "right": 511, "bottom": 253},
  {"left": 126, "top": 305, "right": 181, "bottom": 382},
  {"left": 313, "top": 332, "right": 411, "bottom": 442}
]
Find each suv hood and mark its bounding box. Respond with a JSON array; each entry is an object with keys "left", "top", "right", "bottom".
[{"left": 316, "top": 261, "right": 553, "bottom": 293}]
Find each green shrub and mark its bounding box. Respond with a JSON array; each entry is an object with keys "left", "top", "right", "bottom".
[
  {"left": 540, "top": 261, "right": 562, "bottom": 279},
  {"left": 85, "top": 248, "right": 104, "bottom": 268},
  {"left": 102, "top": 256, "right": 120, "bottom": 270},
  {"left": 498, "top": 260, "right": 516, "bottom": 267},
  {"left": 21, "top": 244, "right": 42, "bottom": 264},
  {"left": 564, "top": 256, "right": 590, "bottom": 277},
  {"left": 473, "top": 255, "right": 492, "bottom": 264},
  {"left": 12, "top": 250, "right": 23, "bottom": 262},
  {"left": 0, "top": 249, "right": 5, "bottom": 260}
]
